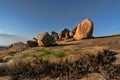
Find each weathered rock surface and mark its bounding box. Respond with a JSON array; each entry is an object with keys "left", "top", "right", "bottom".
[
  {"left": 74, "top": 19, "right": 93, "bottom": 40},
  {"left": 69, "top": 26, "right": 77, "bottom": 37},
  {"left": 27, "top": 40, "right": 38, "bottom": 47},
  {"left": 59, "top": 28, "right": 70, "bottom": 40},
  {"left": 51, "top": 31, "right": 59, "bottom": 41},
  {"left": 37, "top": 32, "right": 57, "bottom": 47}
]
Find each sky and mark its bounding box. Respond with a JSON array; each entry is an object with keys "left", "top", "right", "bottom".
[{"left": 0, "top": 0, "right": 120, "bottom": 46}]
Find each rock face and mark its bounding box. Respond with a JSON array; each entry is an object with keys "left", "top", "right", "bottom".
[
  {"left": 69, "top": 27, "right": 77, "bottom": 37},
  {"left": 27, "top": 40, "right": 38, "bottom": 47},
  {"left": 74, "top": 19, "right": 93, "bottom": 40},
  {"left": 9, "top": 42, "right": 28, "bottom": 52},
  {"left": 37, "top": 32, "right": 57, "bottom": 47},
  {"left": 51, "top": 31, "right": 59, "bottom": 41},
  {"left": 59, "top": 28, "right": 70, "bottom": 40}
]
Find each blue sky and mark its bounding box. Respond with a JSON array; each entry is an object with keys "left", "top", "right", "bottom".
[{"left": 0, "top": 0, "right": 120, "bottom": 46}]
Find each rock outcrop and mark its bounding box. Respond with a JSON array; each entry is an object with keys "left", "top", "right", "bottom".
[
  {"left": 37, "top": 32, "right": 57, "bottom": 47},
  {"left": 74, "top": 19, "right": 93, "bottom": 40},
  {"left": 51, "top": 31, "right": 59, "bottom": 41},
  {"left": 59, "top": 28, "right": 70, "bottom": 40},
  {"left": 8, "top": 42, "right": 28, "bottom": 52}
]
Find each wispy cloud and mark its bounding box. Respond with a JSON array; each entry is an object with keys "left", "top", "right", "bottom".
[
  {"left": 0, "top": 33, "right": 16, "bottom": 38},
  {"left": 0, "top": 33, "right": 27, "bottom": 46}
]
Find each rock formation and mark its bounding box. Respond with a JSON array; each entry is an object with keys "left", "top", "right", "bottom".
[
  {"left": 74, "top": 19, "right": 93, "bottom": 40},
  {"left": 8, "top": 42, "right": 28, "bottom": 52},
  {"left": 51, "top": 31, "right": 59, "bottom": 41},
  {"left": 37, "top": 32, "right": 57, "bottom": 47},
  {"left": 59, "top": 28, "right": 70, "bottom": 40}
]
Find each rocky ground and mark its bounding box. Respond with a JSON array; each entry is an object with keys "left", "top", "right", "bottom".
[{"left": 0, "top": 34, "right": 120, "bottom": 80}]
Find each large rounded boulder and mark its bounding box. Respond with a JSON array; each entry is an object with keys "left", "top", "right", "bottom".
[
  {"left": 74, "top": 19, "right": 93, "bottom": 40},
  {"left": 37, "top": 32, "right": 57, "bottom": 47}
]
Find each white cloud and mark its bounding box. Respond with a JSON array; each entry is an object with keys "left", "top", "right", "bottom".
[{"left": 0, "top": 33, "right": 27, "bottom": 46}]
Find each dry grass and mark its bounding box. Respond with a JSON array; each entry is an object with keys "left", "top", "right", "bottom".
[{"left": 2, "top": 49, "right": 119, "bottom": 80}]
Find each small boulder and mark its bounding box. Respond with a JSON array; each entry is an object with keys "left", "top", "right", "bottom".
[
  {"left": 27, "top": 40, "right": 38, "bottom": 47},
  {"left": 51, "top": 31, "right": 59, "bottom": 41},
  {"left": 37, "top": 32, "right": 57, "bottom": 47},
  {"left": 74, "top": 19, "right": 93, "bottom": 40},
  {"left": 59, "top": 28, "right": 70, "bottom": 40}
]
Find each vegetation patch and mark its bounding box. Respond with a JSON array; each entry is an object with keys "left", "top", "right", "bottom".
[
  {"left": 16, "top": 48, "right": 68, "bottom": 60},
  {"left": 3, "top": 49, "right": 120, "bottom": 80}
]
